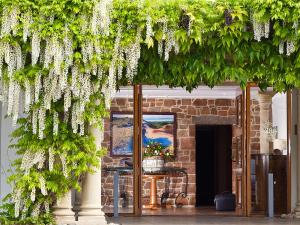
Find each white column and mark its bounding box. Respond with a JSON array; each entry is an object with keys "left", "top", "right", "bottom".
[
  {"left": 258, "top": 91, "right": 275, "bottom": 154},
  {"left": 295, "top": 90, "right": 300, "bottom": 218},
  {"left": 53, "top": 190, "right": 76, "bottom": 224},
  {"left": 77, "top": 124, "right": 107, "bottom": 225}
]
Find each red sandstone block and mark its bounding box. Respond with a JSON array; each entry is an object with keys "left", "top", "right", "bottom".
[
  {"left": 164, "top": 99, "right": 177, "bottom": 107},
  {"left": 180, "top": 137, "right": 195, "bottom": 149},
  {"left": 215, "top": 99, "right": 232, "bottom": 106},
  {"left": 179, "top": 124, "right": 188, "bottom": 129},
  {"left": 148, "top": 107, "right": 161, "bottom": 112},
  {"left": 208, "top": 99, "right": 215, "bottom": 105},
  {"left": 182, "top": 99, "right": 192, "bottom": 105},
  {"left": 218, "top": 110, "right": 228, "bottom": 116},
  {"left": 201, "top": 107, "right": 210, "bottom": 114},
  {"left": 155, "top": 101, "right": 163, "bottom": 106},
  {"left": 143, "top": 102, "right": 149, "bottom": 107},
  {"left": 187, "top": 185, "right": 196, "bottom": 193},
  {"left": 189, "top": 126, "right": 195, "bottom": 136},
  {"left": 193, "top": 99, "right": 207, "bottom": 106},
  {"left": 102, "top": 156, "right": 113, "bottom": 163},
  {"left": 187, "top": 106, "right": 197, "bottom": 115},
  {"left": 180, "top": 156, "right": 190, "bottom": 162},
  {"left": 146, "top": 98, "right": 155, "bottom": 103},
  {"left": 116, "top": 98, "right": 127, "bottom": 105},
  {"left": 211, "top": 107, "right": 217, "bottom": 115},
  {"left": 110, "top": 107, "right": 120, "bottom": 111},
  {"left": 160, "top": 107, "right": 171, "bottom": 112},
  {"left": 177, "top": 129, "right": 189, "bottom": 137},
  {"left": 229, "top": 107, "right": 236, "bottom": 115},
  {"left": 171, "top": 107, "right": 182, "bottom": 113}
]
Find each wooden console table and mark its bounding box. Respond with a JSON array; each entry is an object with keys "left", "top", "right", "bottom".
[
  {"left": 102, "top": 166, "right": 188, "bottom": 216},
  {"left": 143, "top": 174, "right": 166, "bottom": 209}
]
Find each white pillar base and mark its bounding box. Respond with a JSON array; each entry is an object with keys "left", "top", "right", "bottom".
[
  {"left": 53, "top": 190, "right": 76, "bottom": 224},
  {"left": 55, "top": 217, "right": 77, "bottom": 225},
  {"left": 76, "top": 216, "right": 107, "bottom": 225},
  {"left": 295, "top": 204, "right": 300, "bottom": 218}
]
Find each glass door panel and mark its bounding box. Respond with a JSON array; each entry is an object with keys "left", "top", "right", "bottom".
[
  {"left": 101, "top": 86, "right": 135, "bottom": 215},
  {"left": 248, "top": 87, "right": 288, "bottom": 215}
]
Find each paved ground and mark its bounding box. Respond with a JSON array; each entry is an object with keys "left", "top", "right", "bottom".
[{"left": 108, "top": 216, "right": 300, "bottom": 225}]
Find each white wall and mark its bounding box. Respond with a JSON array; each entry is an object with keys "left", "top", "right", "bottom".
[
  {"left": 272, "top": 93, "right": 287, "bottom": 139},
  {"left": 0, "top": 103, "right": 17, "bottom": 204}
]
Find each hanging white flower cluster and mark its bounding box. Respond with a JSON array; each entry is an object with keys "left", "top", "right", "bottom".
[
  {"left": 164, "top": 29, "right": 179, "bottom": 61},
  {"left": 44, "top": 200, "right": 50, "bottom": 213},
  {"left": 20, "top": 150, "right": 35, "bottom": 175},
  {"left": 125, "top": 28, "right": 141, "bottom": 80},
  {"left": 21, "top": 199, "right": 29, "bottom": 219},
  {"left": 286, "top": 41, "right": 295, "bottom": 56},
  {"left": 20, "top": 149, "right": 46, "bottom": 174},
  {"left": 24, "top": 80, "right": 31, "bottom": 113},
  {"left": 91, "top": 0, "right": 113, "bottom": 36},
  {"left": 157, "top": 18, "right": 179, "bottom": 61},
  {"left": 53, "top": 112, "right": 59, "bottom": 135},
  {"left": 32, "top": 109, "right": 38, "bottom": 134},
  {"left": 22, "top": 10, "right": 33, "bottom": 43},
  {"left": 38, "top": 108, "right": 46, "bottom": 139},
  {"left": 252, "top": 18, "right": 270, "bottom": 42},
  {"left": 0, "top": 6, "right": 20, "bottom": 38},
  {"left": 70, "top": 70, "right": 93, "bottom": 135},
  {"left": 31, "top": 202, "right": 41, "bottom": 217},
  {"left": 39, "top": 176, "right": 47, "bottom": 196},
  {"left": 34, "top": 72, "right": 41, "bottom": 102},
  {"left": 12, "top": 188, "right": 22, "bottom": 218},
  {"left": 278, "top": 40, "right": 296, "bottom": 56},
  {"left": 293, "top": 21, "right": 299, "bottom": 35},
  {"left": 146, "top": 15, "right": 153, "bottom": 42},
  {"left": 30, "top": 187, "right": 36, "bottom": 202},
  {"left": 0, "top": 1, "right": 144, "bottom": 139},
  {"left": 1, "top": 42, "right": 25, "bottom": 127},
  {"left": 100, "top": 25, "right": 122, "bottom": 110},
  {"left": 48, "top": 147, "right": 55, "bottom": 171},
  {"left": 60, "top": 154, "right": 68, "bottom": 177}
]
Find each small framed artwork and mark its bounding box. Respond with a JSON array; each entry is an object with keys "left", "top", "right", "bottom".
[{"left": 110, "top": 112, "right": 177, "bottom": 157}]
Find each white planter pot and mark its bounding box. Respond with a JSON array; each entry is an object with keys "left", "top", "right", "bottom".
[{"left": 142, "top": 157, "right": 164, "bottom": 173}]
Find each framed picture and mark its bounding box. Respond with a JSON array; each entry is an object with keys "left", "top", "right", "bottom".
[{"left": 110, "top": 112, "right": 177, "bottom": 157}]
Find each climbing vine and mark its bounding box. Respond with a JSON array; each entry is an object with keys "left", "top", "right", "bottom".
[{"left": 0, "top": 0, "right": 300, "bottom": 224}]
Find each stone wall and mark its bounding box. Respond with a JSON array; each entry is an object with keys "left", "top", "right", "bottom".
[
  {"left": 101, "top": 97, "right": 238, "bottom": 208},
  {"left": 250, "top": 99, "right": 260, "bottom": 154}
]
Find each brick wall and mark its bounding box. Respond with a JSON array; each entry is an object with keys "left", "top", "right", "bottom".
[{"left": 101, "top": 97, "right": 239, "bottom": 208}]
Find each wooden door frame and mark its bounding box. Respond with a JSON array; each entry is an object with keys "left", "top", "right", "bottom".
[
  {"left": 241, "top": 89, "right": 248, "bottom": 216},
  {"left": 245, "top": 83, "right": 292, "bottom": 216},
  {"left": 133, "top": 84, "right": 142, "bottom": 216}
]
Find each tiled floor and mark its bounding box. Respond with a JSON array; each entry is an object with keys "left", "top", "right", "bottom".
[{"left": 108, "top": 216, "right": 299, "bottom": 225}]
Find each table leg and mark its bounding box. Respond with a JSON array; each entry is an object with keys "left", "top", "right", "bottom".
[
  {"left": 113, "top": 171, "right": 119, "bottom": 217},
  {"left": 150, "top": 177, "right": 158, "bottom": 209}
]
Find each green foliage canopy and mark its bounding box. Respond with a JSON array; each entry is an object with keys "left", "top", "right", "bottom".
[{"left": 0, "top": 0, "right": 299, "bottom": 224}]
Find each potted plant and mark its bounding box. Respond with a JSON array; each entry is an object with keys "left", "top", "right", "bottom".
[{"left": 142, "top": 142, "right": 171, "bottom": 172}]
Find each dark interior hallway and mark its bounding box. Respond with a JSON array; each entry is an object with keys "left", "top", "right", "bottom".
[{"left": 195, "top": 125, "right": 232, "bottom": 207}]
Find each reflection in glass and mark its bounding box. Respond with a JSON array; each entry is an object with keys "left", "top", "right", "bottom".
[{"left": 250, "top": 88, "right": 288, "bottom": 215}]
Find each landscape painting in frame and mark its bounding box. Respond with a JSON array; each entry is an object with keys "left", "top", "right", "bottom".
[{"left": 111, "top": 113, "right": 176, "bottom": 156}]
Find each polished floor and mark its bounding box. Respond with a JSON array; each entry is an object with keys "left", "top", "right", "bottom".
[
  {"left": 104, "top": 206, "right": 240, "bottom": 216},
  {"left": 108, "top": 216, "right": 299, "bottom": 225},
  {"left": 142, "top": 206, "right": 239, "bottom": 216}
]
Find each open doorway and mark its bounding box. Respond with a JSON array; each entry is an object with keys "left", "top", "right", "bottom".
[{"left": 195, "top": 125, "right": 232, "bottom": 207}]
